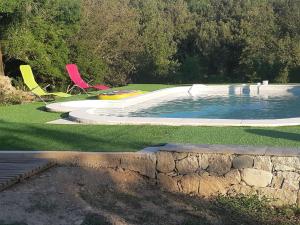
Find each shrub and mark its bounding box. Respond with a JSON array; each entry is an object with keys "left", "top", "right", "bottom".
[{"left": 0, "top": 75, "right": 33, "bottom": 105}]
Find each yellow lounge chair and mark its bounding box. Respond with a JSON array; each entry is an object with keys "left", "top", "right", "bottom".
[{"left": 20, "top": 65, "right": 71, "bottom": 103}]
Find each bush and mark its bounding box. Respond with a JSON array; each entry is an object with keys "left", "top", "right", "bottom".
[{"left": 0, "top": 75, "right": 33, "bottom": 105}]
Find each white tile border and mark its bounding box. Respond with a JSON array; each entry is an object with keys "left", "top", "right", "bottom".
[
  {"left": 46, "top": 84, "right": 300, "bottom": 127},
  {"left": 67, "top": 110, "right": 300, "bottom": 127}
]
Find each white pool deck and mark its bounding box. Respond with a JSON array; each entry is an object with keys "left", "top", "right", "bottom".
[{"left": 46, "top": 84, "right": 300, "bottom": 127}]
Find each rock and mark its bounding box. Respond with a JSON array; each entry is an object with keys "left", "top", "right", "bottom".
[
  {"left": 274, "top": 164, "right": 295, "bottom": 172},
  {"left": 180, "top": 174, "right": 200, "bottom": 194},
  {"left": 258, "top": 187, "right": 297, "bottom": 206},
  {"left": 225, "top": 169, "right": 241, "bottom": 185},
  {"left": 207, "top": 154, "right": 232, "bottom": 176},
  {"left": 120, "top": 153, "right": 156, "bottom": 178},
  {"left": 156, "top": 151, "right": 175, "bottom": 173},
  {"left": 272, "top": 157, "right": 300, "bottom": 170},
  {"left": 199, "top": 171, "right": 210, "bottom": 177},
  {"left": 271, "top": 171, "right": 300, "bottom": 191},
  {"left": 253, "top": 156, "right": 273, "bottom": 172},
  {"left": 280, "top": 172, "right": 300, "bottom": 191},
  {"left": 199, "top": 176, "right": 229, "bottom": 197},
  {"left": 232, "top": 155, "right": 253, "bottom": 169},
  {"left": 271, "top": 173, "right": 284, "bottom": 189},
  {"left": 227, "top": 185, "right": 257, "bottom": 196},
  {"left": 199, "top": 154, "right": 209, "bottom": 170},
  {"left": 241, "top": 168, "right": 273, "bottom": 187},
  {"left": 157, "top": 173, "right": 179, "bottom": 192},
  {"left": 176, "top": 155, "right": 198, "bottom": 174},
  {"left": 173, "top": 152, "right": 188, "bottom": 160}
]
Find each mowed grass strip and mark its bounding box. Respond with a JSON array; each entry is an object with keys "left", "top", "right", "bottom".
[{"left": 0, "top": 84, "right": 300, "bottom": 151}]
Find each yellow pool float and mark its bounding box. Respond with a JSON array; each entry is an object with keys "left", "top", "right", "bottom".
[{"left": 97, "top": 90, "right": 147, "bottom": 100}]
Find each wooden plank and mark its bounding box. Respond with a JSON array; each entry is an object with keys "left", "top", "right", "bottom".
[{"left": 0, "top": 155, "right": 55, "bottom": 192}]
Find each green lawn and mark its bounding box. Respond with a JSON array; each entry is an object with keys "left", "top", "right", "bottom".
[{"left": 0, "top": 84, "right": 300, "bottom": 152}]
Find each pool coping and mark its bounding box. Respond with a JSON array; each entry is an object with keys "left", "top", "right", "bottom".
[
  {"left": 67, "top": 110, "right": 300, "bottom": 127},
  {"left": 47, "top": 84, "right": 300, "bottom": 127}
]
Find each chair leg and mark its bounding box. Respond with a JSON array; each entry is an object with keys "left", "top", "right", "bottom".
[
  {"left": 73, "top": 85, "right": 90, "bottom": 96},
  {"left": 80, "top": 87, "right": 90, "bottom": 96},
  {"left": 32, "top": 93, "right": 48, "bottom": 105},
  {"left": 68, "top": 85, "right": 77, "bottom": 94}
]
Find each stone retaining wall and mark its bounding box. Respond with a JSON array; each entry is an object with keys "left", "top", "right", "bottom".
[
  {"left": 155, "top": 151, "right": 300, "bottom": 206},
  {"left": 3, "top": 146, "right": 300, "bottom": 206}
]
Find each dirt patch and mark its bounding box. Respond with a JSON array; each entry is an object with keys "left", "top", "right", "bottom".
[{"left": 0, "top": 167, "right": 299, "bottom": 225}]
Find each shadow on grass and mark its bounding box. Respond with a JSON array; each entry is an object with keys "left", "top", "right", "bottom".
[
  {"left": 36, "top": 106, "right": 46, "bottom": 111},
  {"left": 245, "top": 129, "right": 300, "bottom": 143},
  {"left": 0, "top": 119, "right": 151, "bottom": 151}
]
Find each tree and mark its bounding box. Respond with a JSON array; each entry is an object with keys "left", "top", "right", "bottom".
[
  {"left": 134, "top": 0, "right": 194, "bottom": 82},
  {"left": 74, "top": 0, "right": 141, "bottom": 86},
  {"left": 1, "top": 0, "right": 81, "bottom": 85},
  {"left": 1, "top": 0, "right": 300, "bottom": 86},
  {"left": 0, "top": 0, "right": 24, "bottom": 75}
]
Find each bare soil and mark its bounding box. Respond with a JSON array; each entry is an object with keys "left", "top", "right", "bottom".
[{"left": 0, "top": 166, "right": 299, "bottom": 225}]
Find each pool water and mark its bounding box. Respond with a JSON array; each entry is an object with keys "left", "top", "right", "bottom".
[{"left": 128, "top": 95, "right": 300, "bottom": 119}]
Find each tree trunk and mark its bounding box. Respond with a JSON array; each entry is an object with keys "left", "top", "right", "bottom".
[{"left": 0, "top": 44, "right": 4, "bottom": 75}]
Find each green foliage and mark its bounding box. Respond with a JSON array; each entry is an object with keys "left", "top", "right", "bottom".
[
  {"left": 73, "top": 0, "right": 141, "bottom": 86},
  {"left": 217, "top": 194, "right": 300, "bottom": 225},
  {"left": 0, "top": 0, "right": 300, "bottom": 87},
  {"left": 1, "top": 0, "right": 81, "bottom": 85},
  {"left": 134, "top": 0, "right": 194, "bottom": 81}
]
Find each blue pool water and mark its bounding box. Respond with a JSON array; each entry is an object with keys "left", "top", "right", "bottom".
[{"left": 129, "top": 95, "right": 300, "bottom": 119}]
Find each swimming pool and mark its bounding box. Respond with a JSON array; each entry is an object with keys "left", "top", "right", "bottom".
[
  {"left": 46, "top": 84, "right": 300, "bottom": 126},
  {"left": 128, "top": 95, "right": 300, "bottom": 119}
]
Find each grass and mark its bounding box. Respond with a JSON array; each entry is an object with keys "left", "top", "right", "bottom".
[
  {"left": 0, "top": 84, "right": 300, "bottom": 151},
  {"left": 215, "top": 194, "right": 300, "bottom": 225}
]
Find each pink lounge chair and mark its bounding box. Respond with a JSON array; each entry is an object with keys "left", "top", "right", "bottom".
[{"left": 66, "top": 64, "right": 109, "bottom": 93}]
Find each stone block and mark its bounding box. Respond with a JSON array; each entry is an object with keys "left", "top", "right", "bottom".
[
  {"left": 207, "top": 154, "right": 232, "bottom": 176},
  {"left": 258, "top": 187, "right": 297, "bottom": 206},
  {"left": 279, "top": 172, "right": 300, "bottom": 191},
  {"left": 253, "top": 156, "right": 273, "bottom": 172},
  {"left": 274, "top": 164, "right": 295, "bottom": 172},
  {"left": 120, "top": 153, "right": 156, "bottom": 178},
  {"left": 227, "top": 185, "right": 257, "bottom": 196},
  {"left": 272, "top": 157, "right": 300, "bottom": 170},
  {"left": 176, "top": 155, "right": 199, "bottom": 174},
  {"left": 157, "top": 173, "right": 179, "bottom": 192},
  {"left": 232, "top": 155, "right": 253, "bottom": 169},
  {"left": 225, "top": 169, "right": 241, "bottom": 185},
  {"left": 199, "top": 154, "right": 209, "bottom": 170},
  {"left": 156, "top": 151, "right": 175, "bottom": 173},
  {"left": 173, "top": 152, "right": 188, "bottom": 160},
  {"left": 241, "top": 168, "right": 273, "bottom": 187},
  {"left": 271, "top": 173, "right": 284, "bottom": 189},
  {"left": 199, "top": 176, "right": 229, "bottom": 197},
  {"left": 180, "top": 174, "right": 200, "bottom": 194}
]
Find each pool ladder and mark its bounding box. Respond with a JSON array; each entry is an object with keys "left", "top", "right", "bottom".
[{"left": 239, "top": 84, "right": 261, "bottom": 95}]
